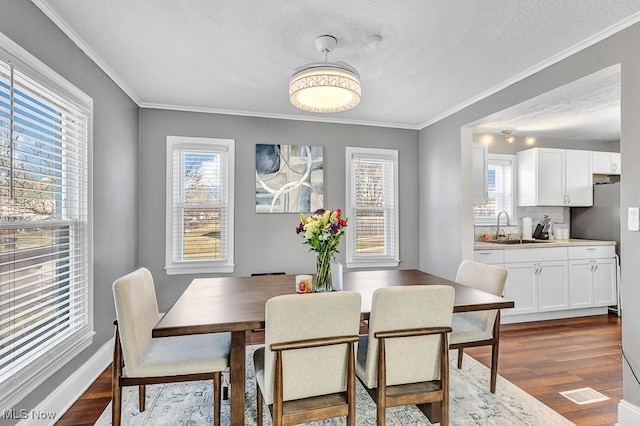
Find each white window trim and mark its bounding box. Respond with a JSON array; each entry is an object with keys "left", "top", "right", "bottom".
[
  {"left": 165, "top": 136, "right": 235, "bottom": 275},
  {"left": 474, "top": 153, "right": 518, "bottom": 226},
  {"left": 345, "top": 147, "right": 400, "bottom": 269},
  {"left": 0, "top": 32, "right": 94, "bottom": 409}
]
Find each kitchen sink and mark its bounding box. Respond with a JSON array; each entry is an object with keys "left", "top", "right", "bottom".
[{"left": 488, "top": 239, "right": 549, "bottom": 244}]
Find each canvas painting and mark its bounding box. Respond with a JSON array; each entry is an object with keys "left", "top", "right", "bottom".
[{"left": 255, "top": 144, "right": 324, "bottom": 213}]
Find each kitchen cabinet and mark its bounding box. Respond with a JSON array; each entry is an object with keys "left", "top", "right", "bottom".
[
  {"left": 568, "top": 259, "right": 593, "bottom": 309},
  {"left": 568, "top": 246, "right": 617, "bottom": 308},
  {"left": 517, "top": 148, "right": 592, "bottom": 207},
  {"left": 502, "top": 247, "right": 569, "bottom": 316},
  {"left": 593, "top": 257, "right": 617, "bottom": 306},
  {"left": 472, "top": 143, "right": 488, "bottom": 205},
  {"left": 474, "top": 242, "right": 617, "bottom": 322},
  {"left": 504, "top": 260, "right": 569, "bottom": 315},
  {"left": 536, "top": 261, "right": 570, "bottom": 311},
  {"left": 592, "top": 151, "right": 621, "bottom": 175},
  {"left": 503, "top": 262, "right": 537, "bottom": 315},
  {"left": 473, "top": 249, "right": 503, "bottom": 265}
]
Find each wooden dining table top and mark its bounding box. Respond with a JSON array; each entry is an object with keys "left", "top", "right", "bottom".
[{"left": 153, "top": 268, "right": 514, "bottom": 338}]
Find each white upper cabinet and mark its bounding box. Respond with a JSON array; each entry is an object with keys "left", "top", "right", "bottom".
[
  {"left": 517, "top": 148, "right": 593, "bottom": 207},
  {"left": 533, "top": 148, "right": 565, "bottom": 205},
  {"left": 565, "top": 149, "right": 593, "bottom": 205},
  {"left": 592, "top": 151, "right": 621, "bottom": 175},
  {"left": 472, "top": 143, "right": 488, "bottom": 205}
]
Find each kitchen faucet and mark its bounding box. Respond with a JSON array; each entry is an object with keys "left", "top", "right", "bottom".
[{"left": 496, "top": 210, "right": 509, "bottom": 240}]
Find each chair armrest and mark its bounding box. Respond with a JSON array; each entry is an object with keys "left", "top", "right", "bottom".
[
  {"left": 271, "top": 335, "right": 359, "bottom": 352},
  {"left": 374, "top": 326, "right": 452, "bottom": 340}
]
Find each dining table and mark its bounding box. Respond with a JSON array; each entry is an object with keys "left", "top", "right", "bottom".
[{"left": 153, "top": 268, "right": 514, "bottom": 426}]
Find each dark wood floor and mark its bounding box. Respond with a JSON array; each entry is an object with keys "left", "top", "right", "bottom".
[
  {"left": 466, "top": 313, "right": 622, "bottom": 426},
  {"left": 55, "top": 314, "right": 621, "bottom": 426}
]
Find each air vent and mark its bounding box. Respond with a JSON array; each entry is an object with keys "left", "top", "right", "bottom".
[{"left": 559, "top": 387, "right": 610, "bottom": 405}]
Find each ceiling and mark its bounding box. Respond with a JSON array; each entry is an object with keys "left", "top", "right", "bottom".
[
  {"left": 472, "top": 64, "right": 621, "bottom": 140},
  {"left": 32, "top": 0, "right": 640, "bottom": 132}
]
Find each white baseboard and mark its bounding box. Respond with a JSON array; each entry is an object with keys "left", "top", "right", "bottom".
[
  {"left": 618, "top": 399, "right": 640, "bottom": 425},
  {"left": 17, "top": 338, "right": 113, "bottom": 426}
]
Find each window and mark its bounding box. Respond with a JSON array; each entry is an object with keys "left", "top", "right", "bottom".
[
  {"left": 474, "top": 154, "right": 516, "bottom": 224},
  {"left": 166, "top": 136, "right": 235, "bottom": 274},
  {"left": 0, "top": 37, "right": 92, "bottom": 408},
  {"left": 345, "top": 147, "right": 399, "bottom": 268}
]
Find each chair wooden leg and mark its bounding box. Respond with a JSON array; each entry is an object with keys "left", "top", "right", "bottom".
[
  {"left": 490, "top": 342, "right": 499, "bottom": 394},
  {"left": 256, "top": 381, "right": 263, "bottom": 426},
  {"left": 377, "top": 338, "right": 387, "bottom": 426},
  {"left": 273, "top": 351, "right": 284, "bottom": 426},
  {"left": 457, "top": 348, "right": 464, "bottom": 369},
  {"left": 111, "top": 378, "right": 122, "bottom": 426},
  {"left": 376, "top": 395, "right": 386, "bottom": 426},
  {"left": 138, "top": 385, "right": 146, "bottom": 411},
  {"left": 213, "top": 373, "right": 221, "bottom": 426},
  {"left": 442, "top": 335, "right": 450, "bottom": 426},
  {"left": 347, "top": 341, "right": 356, "bottom": 426},
  {"left": 112, "top": 323, "right": 122, "bottom": 426}
]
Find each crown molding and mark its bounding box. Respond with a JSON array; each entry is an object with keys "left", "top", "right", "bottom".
[
  {"left": 418, "top": 11, "right": 640, "bottom": 130},
  {"left": 31, "top": 0, "right": 142, "bottom": 105},
  {"left": 140, "top": 102, "right": 421, "bottom": 130},
  {"left": 32, "top": 0, "right": 640, "bottom": 131}
]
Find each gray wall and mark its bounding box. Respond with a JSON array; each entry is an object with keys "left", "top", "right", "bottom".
[
  {"left": 1, "top": 1, "right": 139, "bottom": 416},
  {"left": 138, "top": 109, "right": 420, "bottom": 309},
  {"left": 420, "top": 22, "right": 640, "bottom": 410}
]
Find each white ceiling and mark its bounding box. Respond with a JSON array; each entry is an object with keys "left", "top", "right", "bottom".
[
  {"left": 32, "top": 0, "right": 640, "bottom": 133},
  {"left": 472, "top": 64, "right": 621, "bottom": 140}
]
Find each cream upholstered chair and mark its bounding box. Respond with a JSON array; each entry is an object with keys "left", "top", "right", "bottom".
[
  {"left": 356, "top": 285, "right": 455, "bottom": 426},
  {"left": 112, "top": 268, "right": 231, "bottom": 426},
  {"left": 253, "top": 292, "right": 361, "bottom": 426},
  {"left": 449, "top": 259, "right": 508, "bottom": 393}
]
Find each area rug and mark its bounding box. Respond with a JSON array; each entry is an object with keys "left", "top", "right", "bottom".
[{"left": 96, "top": 346, "right": 574, "bottom": 425}]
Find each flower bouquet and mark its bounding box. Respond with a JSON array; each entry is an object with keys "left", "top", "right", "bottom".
[{"left": 295, "top": 208, "right": 348, "bottom": 292}]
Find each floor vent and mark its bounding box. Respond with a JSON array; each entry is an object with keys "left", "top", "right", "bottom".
[{"left": 559, "top": 387, "right": 610, "bottom": 405}]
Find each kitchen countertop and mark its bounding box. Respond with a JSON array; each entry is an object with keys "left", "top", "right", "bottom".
[{"left": 474, "top": 238, "right": 616, "bottom": 250}]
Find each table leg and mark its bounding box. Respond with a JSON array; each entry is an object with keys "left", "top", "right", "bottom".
[
  {"left": 418, "top": 402, "right": 441, "bottom": 423},
  {"left": 230, "top": 330, "right": 246, "bottom": 426}
]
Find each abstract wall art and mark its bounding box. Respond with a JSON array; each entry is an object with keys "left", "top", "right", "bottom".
[{"left": 255, "top": 144, "right": 324, "bottom": 213}]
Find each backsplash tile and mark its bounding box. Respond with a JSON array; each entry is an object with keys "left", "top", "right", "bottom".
[{"left": 475, "top": 206, "right": 568, "bottom": 241}]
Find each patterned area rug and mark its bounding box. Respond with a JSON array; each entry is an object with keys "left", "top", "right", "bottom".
[{"left": 96, "top": 346, "right": 574, "bottom": 425}]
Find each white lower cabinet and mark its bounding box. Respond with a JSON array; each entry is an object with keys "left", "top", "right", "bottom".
[
  {"left": 568, "top": 259, "right": 593, "bottom": 309},
  {"left": 503, "top": 262, "right": 537, "bottom": 315},
  {"left": 475, "top": 244, "right": 616, "bottom": 322},
  {"left": 593, "top": 258, "right": 617, "bottom": 306},
  {"left": 504, "top": 259, "right": 569, "bottom": 315},
  {"left": 568, "top": 253, "right": 617, "bottom": 308},
  {"left": 536, "top": 261, "right": 570, "bottom": 311},
  {"left": 502, "top": 247, "right": 568, "bottom": 317}
]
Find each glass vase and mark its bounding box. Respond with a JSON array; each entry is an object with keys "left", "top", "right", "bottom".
[{"left": 315, "top": 248, "right": 333, "bottom": 292}]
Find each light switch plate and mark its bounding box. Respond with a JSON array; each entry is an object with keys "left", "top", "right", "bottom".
[{"left": 629, "top": 207, "right": 640, "bottom": 231}]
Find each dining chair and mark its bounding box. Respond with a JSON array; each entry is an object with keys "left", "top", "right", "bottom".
[
  {"left": 356, "top": 285, "right": 455, "bottom": 426},
  {"left": 249, "top": 272, "right": 286, "bottom": 333},
  {"left": 112, "top": 267, "right": 231, "bottom": 426},
  {"left": 449, "top": 259, "right": 508, "bottom": 393},
  {"left": 253, "top": 291, "right": 362, "bottom": 426}
]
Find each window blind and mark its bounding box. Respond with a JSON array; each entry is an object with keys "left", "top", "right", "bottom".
[
  {"left": 474, "top": 157, "right": 513, "bottom": 220},
  {"left": 346, "top": 148, "right": 399, "bottom": 268},
  {"left": 166, "top": 137, "right": 235, "bottom": 274},
  {"left": 0, "top": 55, "right": 91, "bottom": 406}
]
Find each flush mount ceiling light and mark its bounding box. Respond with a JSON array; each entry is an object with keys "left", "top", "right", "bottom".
[
  {"left": 289, "top": 35, "right": 361, "bottom": 113},
  {"left": 501, "top": 130, "right": 514, "bottom": 143}
]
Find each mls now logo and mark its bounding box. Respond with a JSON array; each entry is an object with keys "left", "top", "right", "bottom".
[{"left": 2, "top": 409, "right": 57, "bottom": 420}]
